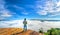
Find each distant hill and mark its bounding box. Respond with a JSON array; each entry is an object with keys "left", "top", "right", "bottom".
[{"left": 30, "top": 19, "right": 60, "bottom": 21}]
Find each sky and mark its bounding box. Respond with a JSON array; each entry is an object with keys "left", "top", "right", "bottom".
[
  {"left": 0, "top": 0, "right": 60, "bottom": 31},
  {"left": 0, "top": 0, "right": 60, "bottom": 20}
]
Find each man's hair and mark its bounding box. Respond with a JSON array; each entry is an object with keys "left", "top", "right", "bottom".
[{"left": 24, "top": 18, "right": 26, "bottom": 20}]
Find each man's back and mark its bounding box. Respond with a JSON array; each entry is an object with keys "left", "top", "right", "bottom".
[
  {"left": 23, "top": 18, "right": 27, "bottom": 31},
  {"left": 23, "top": 20, "right": 27, "bottom": 25}
]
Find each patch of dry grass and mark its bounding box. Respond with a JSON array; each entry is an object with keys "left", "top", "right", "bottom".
[{"left": 0, "top": 28, "right": 23, "bottom": 35}]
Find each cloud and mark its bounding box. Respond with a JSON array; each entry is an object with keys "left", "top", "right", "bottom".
[
  {"left": 37, "top": 10, "right": 47, "bottom": 15},
  {"left": 0, "top": 0, "right": 16, "bottom": 20},
  {"left": 56, "top": 1, "right": 60, "bottom": 6},
  {"left": 14, "top": 5, "right": 24, "bottom": 10},
  {"left": 0, "top": 10, "right": 12, "bottom": 17},
  {"left": 14, "top": 5, "right": 29, "bottom": 15},
  {"left": 0, "top": 20, "right": 60, "bottom": 32},
  {"left": 36, "top": 0, "right": 60, "bottom": 17},
  {"left": 22, "top": 12, "right": 29, "bottom": 15},
  {"left": 0, "top": 20, "right": 23, "bottom": 28}
]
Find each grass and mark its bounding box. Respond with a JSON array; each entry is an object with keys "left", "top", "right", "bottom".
[{"left": 0, "top": 28, "right": 23, "bottom": 35}]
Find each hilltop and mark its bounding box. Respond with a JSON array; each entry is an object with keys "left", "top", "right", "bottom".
[{"left": 0, "top": 28, "right": 39, "bottom": 35}]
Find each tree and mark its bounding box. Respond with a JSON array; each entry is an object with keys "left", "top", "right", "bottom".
[{"left": 39, "top": 28, "right": 43, "bottom": 33}]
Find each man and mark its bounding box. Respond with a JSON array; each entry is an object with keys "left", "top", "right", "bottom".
[{"left": 23, "top": 18, "right": 27, "bottom": 31}]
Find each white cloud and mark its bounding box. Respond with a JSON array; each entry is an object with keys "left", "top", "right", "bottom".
[
  {"left": 48, "top": 12, "right": 60, "bottom": 17},
  {"left": 37, "top": 10, "right": 47, "bottom": 15},
  {"left": 0, "top": 0, "right": 16, "bottom": 20},
  {"left": 0, "top": 20, "right": 23, "bottom": 28},
  {"left": 22, "top": 12, "right": 29, "bottom": 15},
  {"left": 56, "top": 1, "right": 60, "bottom": 6},
  {"left": 1, "top": 20, "right": 60, "bottom": 32},
  {"left": 14, "top": 5, "right": 24, "bottom": 10},
  {"left": 36, "top": 0, "right": 60, "bottom": 17},
  {"left": 14, "top": 5, "right": 29, "bottom": 15},
  {"left": 0, "top": 10, "right": 12, "bottom": 17}
]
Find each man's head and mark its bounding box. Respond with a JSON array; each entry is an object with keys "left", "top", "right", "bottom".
[{"left": 24, "top": 18, "right": 26, "bottom": 21}]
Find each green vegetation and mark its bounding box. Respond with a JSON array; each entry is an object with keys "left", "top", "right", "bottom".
[
  {"left": 44, "top": 28, "right": 60, "bottom": 35},
  {"left": 39, "top": 29, "right": 43, "bottom": 33},
  {"left": 39, "top": 28, "right": 43, "bottom": 33}
]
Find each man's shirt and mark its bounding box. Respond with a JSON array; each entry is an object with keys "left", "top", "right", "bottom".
[{"left": 23, "top": 20, "right": 27, "bottom": 25}]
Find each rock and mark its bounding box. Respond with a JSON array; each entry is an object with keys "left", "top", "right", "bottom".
[
  {"left": 0, "top": 28, "right": 40, "bottom": 35},
  {"left": 16, "top": 30, "right": 39, "bottom": 35}
]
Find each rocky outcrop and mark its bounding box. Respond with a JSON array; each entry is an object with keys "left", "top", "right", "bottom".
[
  {"left": 0, "top": 28, "right": 40, "bottom": 35},
  {"left": 13, "top": 30, "right": 39, "bottom": 35}
]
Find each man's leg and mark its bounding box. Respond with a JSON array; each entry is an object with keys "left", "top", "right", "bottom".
[
  {"left": 24, "top": 25, "right": 27, "bottom": 31},
  {"left": 25, "top": 25, "right": 27, "bottom": 31}
]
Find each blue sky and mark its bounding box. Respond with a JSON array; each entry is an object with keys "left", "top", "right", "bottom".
[
  {"left": 0, "top": 0, "right": 60, "bottom": 20},
  {"left": 0, "top": 0, "right": 60, "bottom": 31}
]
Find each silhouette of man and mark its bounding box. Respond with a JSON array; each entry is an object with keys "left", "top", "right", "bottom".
[{"left": 23, "top": 18, "right": 27, "bottom": 31}]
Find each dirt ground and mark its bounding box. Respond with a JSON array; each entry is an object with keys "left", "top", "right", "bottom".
[{"left": 0, "top": 28, "right": 44, "bottom": 35}]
